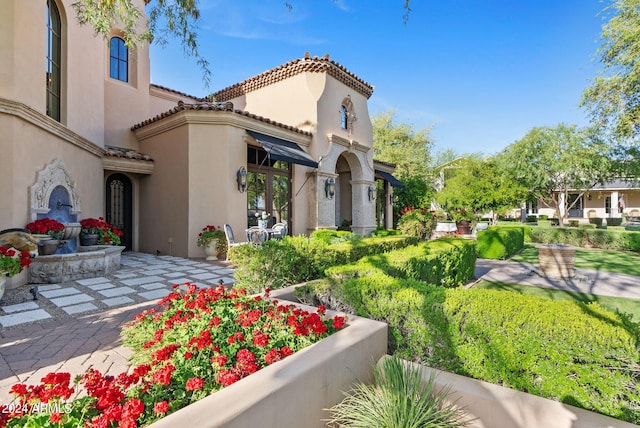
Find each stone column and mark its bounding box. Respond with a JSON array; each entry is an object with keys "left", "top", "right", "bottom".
[
  {"left": 350, "top": 179, "right": 376, "bottom": 236},
  {"left": 385, "top": 182, "right": 394, "bottom": 229},
  {"left": 314, "top": 171, "right": 338, "bottom": 230},
  {"left": 611, "top": 191, "right": 620, "bottom": 218}
]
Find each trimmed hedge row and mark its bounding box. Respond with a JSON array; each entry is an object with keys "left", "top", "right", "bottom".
[
  {"left": 296, "top": 277, "right": 640, "bottom": 424},
  {"left": 325, "top": 238, "right": 477, "bottom": 288},
  {"left": 476, "top": 226, "right": 525, "bottom": 259},
  {"left": 228, "top": 234, "right": 418, "bottom": 293},
  {"left": 530, "top": 226, "right": 640, "bottom": 252}
]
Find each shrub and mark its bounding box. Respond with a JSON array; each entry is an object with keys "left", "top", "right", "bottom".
[
  {"left": 539, "top": 214, "right": 549, "bottom": 220},
  {"left": 526, "top": 215, "right": 538, "bottom": 223},
  {"left": 397, "top": 206, "right": 436, "bottom": 240},
  {"left": 607, "top": 217, "right": 623, "bottom": 227},
  {"left": 298, "top": 279, "right": 640, "bottom": 424},
  {"left": 580, "top": 223, "right": 597, "bottom": 229},
  {"left": 528, "top": 227, "right": 640, "bottom": 252},
  {"left": 229, "top": 234, "right": 418, "bottom": 292},
  {"left": 589, "top": 217, "right": 603, "bottom": 228},
  {"left": 476, "top": 226, "right": 525, "bottom": 259},
  {"left": 568, "top": 220, "right": 580, "bottom": 227},
  {"left": 327, "top": 356, "right": 470, "bottom": 427}
]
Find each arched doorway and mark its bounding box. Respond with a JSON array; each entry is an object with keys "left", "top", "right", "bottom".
[
  {"left": 106, "top": 173, "right": 132, "bottom": 250},
  {"left": 335, "top": 154, "right": 352, "bottom": 228}
]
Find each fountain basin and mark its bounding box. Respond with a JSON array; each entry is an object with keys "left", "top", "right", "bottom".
[
  {"left": 536, "top": 244, "right": 576, "bottom": 278},
  {"left": 28, "top": 245, "right": 125, "bottom": 283}
]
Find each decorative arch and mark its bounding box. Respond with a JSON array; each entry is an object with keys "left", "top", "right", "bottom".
[{"left": 29, "top": 159, "right": 82, "bottom": 221}]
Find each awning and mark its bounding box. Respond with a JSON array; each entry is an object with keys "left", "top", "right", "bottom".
[
  {"left": 247, "top": 130, "right": 318, "bottom": 168},
  {"left": 375, "top": 169, "right": 404, "bottom": 188}
]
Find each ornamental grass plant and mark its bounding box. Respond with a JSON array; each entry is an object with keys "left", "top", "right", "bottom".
[{"left": 1, "top": 284, "right": 346, "bottom": 427}]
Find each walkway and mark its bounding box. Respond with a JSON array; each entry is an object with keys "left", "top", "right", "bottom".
[{"left": 0, "top": 252, "right": 235, "bottom": 403}]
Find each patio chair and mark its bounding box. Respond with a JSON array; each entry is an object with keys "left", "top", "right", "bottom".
[
  {"left": 246, "top": 227, "right": 268, "bottom": 245},
  {"left": 223, "top": 224, "right": 247, "bottom": 248},
  {"left": 271, "top": 222, "right": 287, "bottom": 239}
]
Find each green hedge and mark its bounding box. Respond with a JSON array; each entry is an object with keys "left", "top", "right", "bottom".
[
  {"left": 296, "top": 278, "right": 640, "bottom": 424},
  {"left": 476, "top": 226, "right": 525, "bottom": 259},
  {"left": 529, "top": 227, "right": 640, "bottom": 252},
  {"left": 325, "top": 238, "right": 477, "bottom": 288},
  {"left": 228, "top": 234, "right": 418, "bottom": 292}
]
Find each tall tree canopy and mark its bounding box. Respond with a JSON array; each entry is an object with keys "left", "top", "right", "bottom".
[
  {"left": 581, "top": 0, "right": 640, "bottom": 142},
  {"left": 497, "top": 124, "right": 614, "bottom": 226},
  {"left": 372, "top": 110, "right": 434, "bottom": 181}
]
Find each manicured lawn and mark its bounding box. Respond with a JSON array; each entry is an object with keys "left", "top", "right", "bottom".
[
  {"left": 474, "top": 281, "right": 640, "bottom": 322},
  {"left": 510, "top": 244, "right": 640, "bottom": 276}
]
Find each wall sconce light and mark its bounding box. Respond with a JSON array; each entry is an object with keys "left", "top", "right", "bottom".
[
  {"left": 237, "top": 166, "right": 248, "bottom": 193},
  {"left": 325, "top": 177, "right": 336, "bottom": 199},
  {"left": 368, "top": 185, "right": 377, "bottom": 202},
  {"left": 389, "top": 193, "right": 396, "bottom": 205}
]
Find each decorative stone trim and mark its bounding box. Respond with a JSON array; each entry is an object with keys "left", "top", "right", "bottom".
[
  {"left": 102, "top": 157, "right": 154, "bottom": 175},
  {"left": 0, "top": 97, "right": 104, "bottom": 157},
  {"left": 326, "top": 133, "right": 369, "bottom": 153},
  {"left": 29, "top": 159, "right": 82, "bottom": 221}
]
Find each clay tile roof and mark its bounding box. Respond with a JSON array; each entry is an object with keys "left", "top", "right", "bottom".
[
  {"left": 131, "top": 101, "right": 312, "bottom": 136},
  {"left": 104, "top": 146, "right": 154, "bottom": 161},
  {"left": 212, "top": 53, "right": 375, "bottom": 101},
  {"left": 150, "top": 83, "right": 205, "bottom": 101}
]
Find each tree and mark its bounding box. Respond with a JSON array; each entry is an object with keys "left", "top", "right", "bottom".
[
  {"left": 497, "top": 124, "right": 615, "bottom": 227},
  {"left": 581, "top": 0, "right": 640, "bottom": 142},
  {"left": 71, "top": 1, "right": 414, "bottom": 88},
  {"left": 434, "top": 156, "right": 526, "bottom": 224},
  {"left": 372, "top": 111, "right": 434, "bottom": 181}
]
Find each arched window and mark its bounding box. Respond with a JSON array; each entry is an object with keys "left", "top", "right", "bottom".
[
  {"left": 340, "top": 105, "right": 348, "bottom": 130},
  {"left": 46, "top": 0, "right": 61, "bottom": 121},
  {"left": 340, "top": 96, "right": 356, "bottom": 131},
  {"left": 109, "top": 37, "right": 128, "bottom": 82}
]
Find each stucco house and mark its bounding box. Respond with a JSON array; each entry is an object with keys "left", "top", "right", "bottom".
[{"left": 1, "top": 0, "right": 400, "bottom": 261}]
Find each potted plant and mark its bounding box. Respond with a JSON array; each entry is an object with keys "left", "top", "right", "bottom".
[
  {"left": 196, "top": 225, "right": 226, "bottom": 260},
  {"left": 25, "top": 218, "right": 65, "bottom": 255},
  {"left": 80, "top": 217, "right": 123, "bottom": 246},
  {"left": 449, "top": 209, "right": 475, "bottom": 234},
  {"left": 0, "top": 245, "right": 32, "bottom": 301},
  {"left": 254, "top": 212, "right": 271, "bottom": 229}
]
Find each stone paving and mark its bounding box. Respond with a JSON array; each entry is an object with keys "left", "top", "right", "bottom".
[
  {"left": 0, "top": 252, "right": 235, "bottom": 403},
  {"left": 0, "top": 252, "right": 235, "bottom": 328}
]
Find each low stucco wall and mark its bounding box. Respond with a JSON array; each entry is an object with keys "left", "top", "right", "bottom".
[
  {"left": 402, "top": 359, "right": 637, "bottom": 428},
  {"left": 149, "top": 298, "right": 388, "bottom": 428}
]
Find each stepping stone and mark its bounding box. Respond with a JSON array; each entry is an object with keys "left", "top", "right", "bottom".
[
  {"left": 103, "top": 296, "right": 134, "bottom": 307},
  {"left": 187, "top": 269, "right": 208, "bottom": 274},
  {"left": 1, "top": 302, "right": 39, "bottom": 314},
  {"left": 50, "top": 294, "right": 94, "bottom": 307},
  {"left": 140, "top": 282, "right": 169, "bottom": 290},
  {"left": 62, "top": 303, "right": 98, "bottom": 315},
  {"left": 138, "top": 289, "right": 171, "bottom": 301},
  {"left": 191, "top": 272, "right": 218, "bottom": 280},
  {"left": 85, "top": 283, "right": 115, "bottom": 291},
  {"left": 165, "top": 278, "right": 191, "bottom": 285},
  {"left": 163, "top": 272, "right": 186, "bottom": 278},
  {"left": 113, "top": 272, "right": 138, "bottom": 279},
  {"left": 76, "top": 277, "right": 110, "bottom": 286},
  {"left": 0, "top": 310, "right": 51, "bottom": 327},
  {"left": 140, "top": 269, "right": 169, "bottom": 275},
  {"left": 165, "top": 266, "right": 191, "bottom": 272},
  {"left": 121, "top": 276, "right": 164, "bottom": 286},
  {"left": 98, "top": 287, "right": 136, "bottom": 298},
  {"left": 37, "top": 284, "right": 61, "bottom": 291},
  {"left": 40, "top": 287, "right": 80, "bottom": 299}
]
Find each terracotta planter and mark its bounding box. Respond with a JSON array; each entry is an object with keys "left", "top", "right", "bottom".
[
  {"left": 38, "top": 239, "right": 60, "bottom": 256},
  {"left": 79, "top": 233, "right": 99, "bottom": 246},
  {"left": 536, "top": 244, "right": 576, "bottom": 278},
  {"left": 204, "top": 239, "right": 219, "bottom": 260},
  {"left": 456, "top": 220, "right": 472, "bottom": 235}
]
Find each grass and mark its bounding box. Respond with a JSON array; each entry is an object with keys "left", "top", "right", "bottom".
[
  {"left": 510, "top": 244, "right": 640, "bottom": 276},
  {"left": 474, "top": 281, "right": 640, "bottom": 322}
]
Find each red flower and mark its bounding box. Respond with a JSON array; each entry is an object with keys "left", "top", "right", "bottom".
[
  {"left": 185, "top": 377, "right": 204, "bottom": 391},
  {"left": 153, "top": 401, "right": 169, "bottom": 414},
  {"left": 151, "top": 364, "right": 175, "bottom": 386},
  {"left": 252, "top": 331, "right": 269, "bottom": 347},
  {"left": 216, "top": 369, "right": 240, "bottom": 387},
  {"left": 333, "top": 316, "right": 346, "bottom": 329},
  {"left": 49, "top": 412, "right": 62, "bottom": 423}
]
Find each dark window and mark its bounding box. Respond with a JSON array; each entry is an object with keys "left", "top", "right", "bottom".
[
  {"left": 109, "top": 37, "right": 128, "bottom": 82},
  {"left": 46, "top": 0, "right": 61, "bottom": 121},
  {"left": 605, "top": 196, "right": 611, "bottom": 214},
  {"left": 340, "top": 105, "right": 348, "bottom": 130},
  {"left": 246, "top": 146, "right": 291, "bottom": 230}
]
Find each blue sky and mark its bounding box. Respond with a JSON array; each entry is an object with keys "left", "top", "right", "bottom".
[{"left": 149, "top": 0, "right": 608, "bottom": 156}]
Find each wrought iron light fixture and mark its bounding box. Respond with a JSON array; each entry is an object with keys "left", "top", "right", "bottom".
[
  {"left": 325, "top": 177, "right": 336, "bottom": 199},
  {"left": 237, "top": 166, "right": 248, "bottom": 193},
  {"left": 389, "top": 193, "right": 396, "bottom": 204},
  {"left": 368, "top": 185, "right": 376, "bottom": 202}
]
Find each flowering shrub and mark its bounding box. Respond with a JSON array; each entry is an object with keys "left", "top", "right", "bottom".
[
  {"left": 449, "top": 208, "right": 475, "bottom": 222},
  {"left": 1, "top": 284, "right": 346, "bottom": 427},
  {"left": 25, "top": 218, "right": 65, "bottom": 240},
  {"left": 397, "top": 206, "right": 436, "bottom": 240},
  {"left": 0, "top": 246, "right": 32, "bottom": 278},
  {"left": 196, "top": 225, "right": 226, "bottom": 253},
  {"left": 80, "top": 217, "right": 123, "bottom": 245}
]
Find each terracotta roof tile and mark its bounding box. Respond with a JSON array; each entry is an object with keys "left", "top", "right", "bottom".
[
  {"left": 104, "top": 146, "right": 153, "bottom": 161},
  {"left": 131, "top": 101, "right": 312, "bottom": 136},
  {"left": 150, "top": 83, "right": 205, "bottom": 101},
  {"left": 212, "top": 53, "right": 375, "bottom": 101}
]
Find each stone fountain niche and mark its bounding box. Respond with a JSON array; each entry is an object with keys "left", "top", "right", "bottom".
[{"left": 26, "top": 159, "right": 124, "bottom": 284}]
